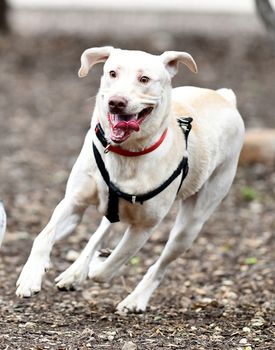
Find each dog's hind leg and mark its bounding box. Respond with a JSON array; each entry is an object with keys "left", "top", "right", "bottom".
[
  {"left": 116, "top": 161, "right": 238, "bottom": 313},
  {"left": 55, "top": 217, "right": 112, "bottom": 290},
  {"left": 16, "top": 130, "right": 97, "bottom": 298}
]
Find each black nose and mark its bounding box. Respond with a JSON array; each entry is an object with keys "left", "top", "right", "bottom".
[{"left": 108, "top": 96, "right": 128, "bottom": 113}]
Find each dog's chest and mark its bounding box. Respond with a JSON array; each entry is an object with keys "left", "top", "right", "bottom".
[
  {"left": 96, "top": 169, "right": 180, "bottom": 227},
  {"left": 118, "top": 194, "right": 174, "bottom": 227},
  {"left": 119, "top": 200, "right": 155, "bottom": 226},
  {"left": 93, "top": 123, "right": 189, "bottom": 225}
]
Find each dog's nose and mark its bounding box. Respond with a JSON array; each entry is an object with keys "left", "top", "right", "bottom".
[{"left": 108, "top": 96, "right": 128, "bottom": 113}]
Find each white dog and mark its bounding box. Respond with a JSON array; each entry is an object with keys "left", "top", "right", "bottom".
[{"left": 16, "top": 47, "right": 244, "bottom": 313}]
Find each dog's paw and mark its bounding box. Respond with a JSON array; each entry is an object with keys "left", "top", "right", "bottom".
[
  {"left": 16, "top": 259, "right": 49, "bottom": 298},
  {"left": 88, "top": 264, "right": 113, "bottom": 284},
  {"left": 88, "top": 251, "right": 112, "bottom": 283},
  {"left": 88, "top": 269, "right": 108, "bottom": 284},
  {"left": 116, "top": 295, "right": 147, "bottom": 315},
  {"left": 55, "top": 260, "right": 89, "bottom": 291}
]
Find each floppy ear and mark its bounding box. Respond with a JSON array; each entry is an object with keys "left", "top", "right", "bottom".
[
  {"left": 160, "top": 51, "right": 198, "bottom": 78},
  {"left": 78, "top": 46, "right": 114, "bottom": 78}
]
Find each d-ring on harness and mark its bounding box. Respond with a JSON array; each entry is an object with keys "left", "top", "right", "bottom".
[{"left": 93, "top": 117, "right": 193, "bottom": 223}]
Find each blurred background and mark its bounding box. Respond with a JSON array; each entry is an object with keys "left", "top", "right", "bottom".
[
  {"left": 0, "top": 1, "right": 274, "bottom": 349},
  {"left": 0, "top": 0, "right": 274, "bottom": 206}
]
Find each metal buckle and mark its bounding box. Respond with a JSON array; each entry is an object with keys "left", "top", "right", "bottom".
[
  {"left": 131, "top": 195, "right": 136, "bottom": 204},
  {"left": 104, "top": 144, "right": 111, "bottom": 154}
]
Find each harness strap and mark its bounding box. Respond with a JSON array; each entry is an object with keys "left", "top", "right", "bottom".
[
  {"left": 95, "top": 123, "right": 108, "bottom": 148},
  {"left": 93, "top": 116, "right": 193, "bottom": 223},
  {"left": 177, "top": 117, "right": 193, "bottom": 148}
]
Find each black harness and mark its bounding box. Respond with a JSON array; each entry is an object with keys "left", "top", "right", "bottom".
[{"left": 93, "top": 117, "right": 193, "bottom": 223}]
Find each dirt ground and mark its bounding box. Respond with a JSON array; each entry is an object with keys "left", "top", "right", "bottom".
[{"left": 0, "top": 10, "right": 274, "bottom": 350}]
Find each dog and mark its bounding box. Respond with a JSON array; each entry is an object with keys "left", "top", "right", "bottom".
[{"left": 16, "top": 47, "right": 245, "bottom": 313}]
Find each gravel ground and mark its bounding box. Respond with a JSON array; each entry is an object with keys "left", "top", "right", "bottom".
[{"left": 0, "top": 10, "right": 274, "bottom": 350}]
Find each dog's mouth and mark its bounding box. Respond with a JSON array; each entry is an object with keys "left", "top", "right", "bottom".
[{"left": 108, "top": 107, "right": 153, "bottom": 143}]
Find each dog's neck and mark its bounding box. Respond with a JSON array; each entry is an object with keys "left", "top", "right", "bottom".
[{"left": 97, "top": 126, "right": 169, "bottom": 157}]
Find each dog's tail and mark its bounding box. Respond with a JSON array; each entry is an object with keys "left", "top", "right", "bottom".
[{"left": 217, "top": 88, "right": 237, "bottom": 107}]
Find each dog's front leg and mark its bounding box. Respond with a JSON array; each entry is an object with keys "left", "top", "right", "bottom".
[
  {"left": 16, "top": 197, "right": 87, "bottom": 297},
  {"left": 89, "top": 224, "right": 155, "bottom": 284},
  {"left": 55, "top": 217, "right": 111, "bottom": 291},
  {"left": 16, "top": 129, "right": 97, "bottom": 298}
]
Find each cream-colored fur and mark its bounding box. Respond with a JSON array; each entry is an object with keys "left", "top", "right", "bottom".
[{"left": 16, "top": 47, "right": 244, "bottom": 313}]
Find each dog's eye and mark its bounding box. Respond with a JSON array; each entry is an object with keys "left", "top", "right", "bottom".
[
  {"left": 139, "top": 76, "right": 150, "bottom": 84},
  {"left": 109, "top": 70, "right": 117, "bottom": 78}
]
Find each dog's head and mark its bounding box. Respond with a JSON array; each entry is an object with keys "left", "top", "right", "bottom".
[{"left": 79, "top": 47, "right": 197, "bottom": 145}]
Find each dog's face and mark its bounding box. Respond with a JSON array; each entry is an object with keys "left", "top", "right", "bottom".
[
  {"left": 100, "top": 50, "right": 169, "bottom": 144},
  {"left": 79, "top": 47, "right": 197, "bottom": 144}
]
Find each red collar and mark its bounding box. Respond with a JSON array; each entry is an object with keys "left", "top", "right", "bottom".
[{"left": 95, "top": 123, "right": 168, "bottom": 157}]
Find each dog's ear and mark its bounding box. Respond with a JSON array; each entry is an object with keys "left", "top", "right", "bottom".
[
  {"left": 78, "top": 46, "right": 114, "bottom": 78},
  {"left": 160, "top": 51, "right": 198, "bottom": 78}
]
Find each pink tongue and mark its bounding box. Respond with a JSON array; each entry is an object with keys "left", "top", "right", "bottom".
[{"left": 113, "top": 120, "right": 140, "bottom": 132}]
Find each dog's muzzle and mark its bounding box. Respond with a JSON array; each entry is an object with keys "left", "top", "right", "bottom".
[{"left": 108, "top": 107, "right": 154, "bottom": 143}]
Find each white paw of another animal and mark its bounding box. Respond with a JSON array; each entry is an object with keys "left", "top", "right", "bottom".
[
  {"left": 116, "top": 294, "right": 147, "bottom": 314},
  {"left": 55, "top": 259, "right": 89, "bottom": 291},
  {"left": 0, "top": 201, "right": 6, "bottom": 247},
  {"left": 16, "top": 258, "right": 50, "bottom": 298}
]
